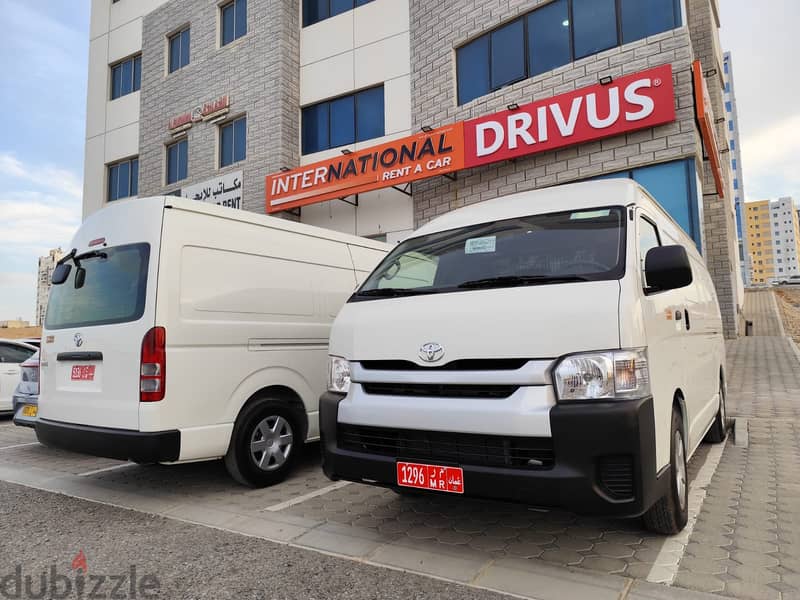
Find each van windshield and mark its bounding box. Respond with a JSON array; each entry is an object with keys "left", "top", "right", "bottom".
[
  {"left": 45, "top": 243, "right": 151, "bottom": 329},
  {"left": 353, "top": 206, "right": 626, "bottom": 300}
]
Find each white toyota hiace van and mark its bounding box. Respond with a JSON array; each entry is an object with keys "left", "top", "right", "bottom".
[
  {"left": 321, "top": 179, "right": 727, "bottom": 534},
  {"left": 36, "top": 196, "right": 387, "bottom": 487}
]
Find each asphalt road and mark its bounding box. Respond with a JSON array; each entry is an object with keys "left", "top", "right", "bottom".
[{"left": 0, "top": 480, "right": 510, "bottom": 600}]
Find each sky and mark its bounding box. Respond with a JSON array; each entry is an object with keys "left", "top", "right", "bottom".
[{"left": 0, "top": 0, "right": 798, "bottom": 322}]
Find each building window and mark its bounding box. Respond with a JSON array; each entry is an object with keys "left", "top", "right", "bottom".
[
  {"left": 110, "top": 55, "right": 141, "bottom": 99},
  {"left": 734, "top": 179, "right": 738, "bottom": 190},
  {"left": 168, "top": 28, "right": 190, "bottom": 73},
  {"left": 725, "top": 101, "right": 732, "bottom": 112},
  {"left": 108, "top": 157, "right": 139, "bottom": 202},
  {"left": 302, "top": 86, "right": 385, "bottom": 154},
  {"left": 167, "top": 139, "right": 188, "bottom": 184},
  {"left": 221, "top": 0, "right": 247, "bottom": 46},
  {"left": 732, "top": 158, "right": 737, "bottom": 171},
  {"left": 456, "top": 0, "right": 681, "bottom": 104},
  {"left": 220, "top": 116, "right": 246, "bottom": 167},
  {"left": 303, "top": 0, "right": 375, "bottom": 27},
  {"left": 730, "top": 139, "right": 736, "bottom": 151}
]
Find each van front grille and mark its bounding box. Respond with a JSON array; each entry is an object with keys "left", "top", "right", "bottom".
[
  {"left": 598, "top": 455, "right": 635, "bottom": 500},
  {"left": 338, "top": 424, "right": 554, "bottom": 469},
  {"left": 361, "top": 383, "right": 518, "bottom": 399},
  {"left": 359, "top": 359, "right": 529, "bottom": 371}
]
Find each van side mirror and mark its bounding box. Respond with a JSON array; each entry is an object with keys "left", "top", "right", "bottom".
[
  {"left": 51, "top": 263, "right": 71, "bottom": 285},
  {"left": 74, "top": 267, "right": 86, "bottom": 289},
  {"left": 644, "top": 245, "right": 692, "bottom": 293}
]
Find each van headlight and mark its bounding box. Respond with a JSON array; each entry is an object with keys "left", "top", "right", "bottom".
[
  {"left": 328, "top": 356, "right": 352, "bottom": 394},
  {"left": 554, "top": 348, "right": 649, "bottom": 401}
]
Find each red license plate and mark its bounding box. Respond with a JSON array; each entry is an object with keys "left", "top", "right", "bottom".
[
  {"left": 397, "top": 461, "right": 464, "bottom": 494},
  {"left": 71, "top": 365, "right": 96, "bottom": 381}
]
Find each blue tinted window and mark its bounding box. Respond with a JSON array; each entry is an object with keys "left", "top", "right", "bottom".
[
  {"left": 730, "top": 139, "right": 735, "bottom": 151},
  {"left": 728, "top": 120, "right": 734, "bottom": 132},
  {"left": 111, "top": 55, "right": 141, "bottom": 99},
  {"left": 457, "top": 36, "right": 490, "bottom": 105},
  {"left": 725, "top": 101, "right": 732, "bottom": 112},
  {"left": 303, "top": 0, "right": 374, "bottom": 26},
  {"left": 301, "top": 86, "right": 384, "bottom": 154},
  {"left": 356, "top": 86, "right": 384, "bottom": 142},
  {"left": 120, "top": 59, "right": 133, "bottom": 96},
  {"left": 734, "top": 179, "right": 738, "bottom": 190},
  {"left": 732, "top": 158, "right": 737, "bottom": 171},
  {"left": 169, "top": 29, "right": 190, "bottom": 73},
  {"left": 724, "top": 61, "right": 729, "bottom": 75},
  {"left": 528, "top": 0, "right": 571, "bottom": 77},
  {"left": 108, "top": 158, "right": 138, "bottom": 202},
  {"left": 620, "top": 0, "right": 679, "bottom": 44},
  {"left": 631, "top": 161, "right": 694, "bottom": 241},
  {"left": 221, "top": 0, "right": 246, "bottom": 46},
  {"left": 491, "top": 20, "right": 526, "bottom": 89},
  {"left": 725, "top": 82, "right": 730, "bottom": 93},
  {"left": 573, "top": 0, "right": 618, "bottom": 58},
  {"left": 220, "top": 117, "right": 245, "bottom": 167},
  {"left": 167, "top": 139, "right": 188, "bottom": 184},
  {"left": 302, "top": 103, "right": 329, "bottom": 155},
  {"left": 330, "top": 96, "right": 355, "bottom": 148}
]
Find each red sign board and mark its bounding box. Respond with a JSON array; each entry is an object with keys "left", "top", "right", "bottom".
[
  {"left": 265, "top": 64, "right": 676, "bottom": 213},
  {"left": 692, "top": 60, "right": 724, "bottom": 198},
  {"left": 168, "top": 95, "right": 230, "bottom": 131}
]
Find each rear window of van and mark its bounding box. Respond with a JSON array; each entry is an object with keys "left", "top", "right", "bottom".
[{"left": 45, "top": 243, "right": 150, "bottom": 330}]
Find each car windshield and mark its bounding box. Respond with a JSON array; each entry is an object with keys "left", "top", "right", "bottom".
[
  {"left": 353, "top": 206, "right": 626, "bottom": 300},
  {"left": 45, "top": 243, "right": 150, "bottom": 329}
]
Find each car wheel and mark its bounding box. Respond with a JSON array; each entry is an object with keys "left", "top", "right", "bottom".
[
  {"left": 224, "top": 397, "right": 302, "bottom": 488},
  {"left": 704, "top": 377, "right": 728, "bottom": 444},
  {"left": 643, "top": 407, "right": 689, "bottom": 534}
]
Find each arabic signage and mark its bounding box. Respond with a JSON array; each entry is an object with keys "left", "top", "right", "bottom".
[
  {"left": 265, "top": 64, "right": 676, "bottom": 214},
  {"left": 168, "top": 95, "right": 230, "bottom": 131},
  {"left": 692, "top": 60, "right": 725, "bottom": 198},
  {"left": 182, "top": 170, "right": 243, "bottom": 209}
]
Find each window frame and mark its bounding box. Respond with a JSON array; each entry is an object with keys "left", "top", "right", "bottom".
[
  {"left": 302, "top": 0, "right": 375, "bottom": 27},
  {"left": 219, "top": 115, "right": 247, "bottom": 168},
  {"left": 456, "top": 0, "right": 681, "bottom": 105},
  {"left": 107, "top": 156, "right": 139, "bottom": 203},
  {"left": 220, "top": 0, "right": 247, "bottom": 47},
  {"left": 638, "top": 214, "right": 662, "bottom": 291},
  {"left": 301, "top": 85, "right": 385, "bottom": 155},
  {"left": 110, "top": 54, "right": 142, "bottom": 100},
  {"left": 166, "top": 138, "right": 189, "bottom": 185},
  {"left": 168, "top": 26, "right": 190, "bottom": 74}
]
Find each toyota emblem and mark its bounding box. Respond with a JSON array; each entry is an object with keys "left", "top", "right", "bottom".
[
  {"left": 419, "top": 342, "right": 444, "bottom": 363},
  {"left": 74, "top": 333, "right": 83, "bottom": 347}
]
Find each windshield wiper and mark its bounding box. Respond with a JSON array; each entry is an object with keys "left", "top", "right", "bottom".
[
  {"left": 457, "top": 275, "right": 590, "bottom": 289},
  {"left": 354, "top": 288, "right": 438, "bottom": 298}
]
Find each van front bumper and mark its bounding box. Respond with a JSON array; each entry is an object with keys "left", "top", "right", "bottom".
[
  {"left": 35, "top": 419, "right": 180, "bottom": 464},
  {"left": 320, "top": 392, "right": 668, "bottom": 518}
]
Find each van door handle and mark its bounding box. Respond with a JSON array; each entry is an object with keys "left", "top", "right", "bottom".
[
  {"left": 57, "top": 352, "right": 103, "bottom": 361},
  {"left": 684, "top": 309, "right": 691, "bottom": 331}
]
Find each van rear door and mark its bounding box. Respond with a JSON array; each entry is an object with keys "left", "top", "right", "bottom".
[{"left": 39, "top": 199, "right": 164, "bottom": 431}]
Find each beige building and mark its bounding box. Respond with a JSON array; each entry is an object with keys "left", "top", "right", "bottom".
[{"left": 35, "top": 248, "right": 64, "bottom": 326}]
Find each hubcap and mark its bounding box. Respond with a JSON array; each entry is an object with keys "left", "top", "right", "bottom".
[
  {"left": 250, "top": 415, "right": 293, "bottom": 472},
  {"left": 674, "top": 429, "right": 687, "bottom": 511}
]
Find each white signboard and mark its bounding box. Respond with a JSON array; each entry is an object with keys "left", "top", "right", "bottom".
[{"left": 182, "top": 171, "right": 243, "bottom": 210}]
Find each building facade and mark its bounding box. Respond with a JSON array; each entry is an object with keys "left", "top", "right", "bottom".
[
  {"left": 723, "top": 52, "right": 747, "bottom": 285},
  {"left": 83, "top": 0, "right": 742, "bottom": 337},
  {"left": 35, "top": 248, "right": 65, "bottom": 326},
  {"left": 744, "top": 197, "right": 800, "bottom": 284}
]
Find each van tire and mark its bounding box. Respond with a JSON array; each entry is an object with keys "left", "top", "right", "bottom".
[
  {"left": 224, "top": 398, "right": 301, "bottom": 488},
  {"left": 704, "top": 377, "right": 728, "bottom": 444},
  {"left": 643, "top": 408, "right": 688, "bottom": 534}
]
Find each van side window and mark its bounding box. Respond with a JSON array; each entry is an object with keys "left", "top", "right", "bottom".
[{"left": 638, "top": 217, "right": 661, "bottom": 272}]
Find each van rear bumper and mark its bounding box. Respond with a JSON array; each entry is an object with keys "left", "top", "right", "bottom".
[
  {"left": 35, "top": 419, "right": 180, "bottom": 464},
  {"left": 320, "top": 392, "right": 668, "bottom": 518}
]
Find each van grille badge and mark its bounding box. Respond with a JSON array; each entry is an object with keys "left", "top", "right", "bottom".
[{"left": 419, "top": 342, "right": 444, "bottom": 363}]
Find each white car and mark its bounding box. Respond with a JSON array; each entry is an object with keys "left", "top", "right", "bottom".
[
  {"left": 36, "top": 196, "right": 388, "bottom": 487},
  {"left": 321, "top": 179, "right": 727, "bottom": 534},
  {"left": 0, "top": 340, "right": 38, "bottom": 415}
]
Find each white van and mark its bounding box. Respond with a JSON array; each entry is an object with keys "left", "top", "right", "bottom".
[
  {"left": 36, "top": 196, "right": 388, "bottom": 487},
  {"left": 320, "top": 179, "right": 727, "bottom": 534}
]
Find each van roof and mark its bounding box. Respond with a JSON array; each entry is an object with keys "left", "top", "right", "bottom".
[
  {"left": 110, "top": 196, "right": 390, "bottom": 251},
  {"left": 414, "top": 179, "right": 650, "bottom": 237}
]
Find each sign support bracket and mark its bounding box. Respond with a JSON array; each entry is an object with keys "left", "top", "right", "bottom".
[
  {"left": 392, "top": 183, "right": 413, "bottom": 197},
  {"left": 339, "top": 194, "right": 359, "bottom": 208},
  {"left": 442, "top": 173, "right": 457, "bottom": 182}
]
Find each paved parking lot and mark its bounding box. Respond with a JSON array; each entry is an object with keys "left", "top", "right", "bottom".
[{"left": 0, "top": 290, "right": 797, "bottom": 600}]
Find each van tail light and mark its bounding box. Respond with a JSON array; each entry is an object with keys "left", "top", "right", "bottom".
[
  {"left": 20, "top": 357, "right": 40, "bottom": 396},
  {"left": 140, "top": 327, "right": 166, "bottom": 402}
]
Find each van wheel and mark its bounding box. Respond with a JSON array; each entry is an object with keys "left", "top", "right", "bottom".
[
  {"left": 224, "top": 398, "right": 301, "bottom": 488},
  {"left": 643, "top": 408, "right": 688, "bottom": 534},
  {"left": 704, "top": 377, "right": 728, "bottom": 443}
]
